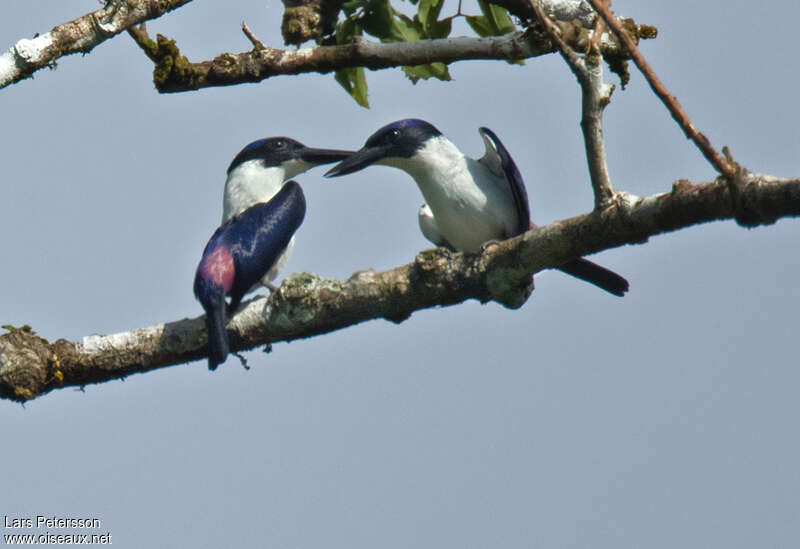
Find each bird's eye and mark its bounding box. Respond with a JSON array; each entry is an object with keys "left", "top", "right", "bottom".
[
  {"left": 389, "top": 129, "right": 401, "bottom": 140},
  {"left": 274, "top": 139, "right": 286, "bottom": 149}
]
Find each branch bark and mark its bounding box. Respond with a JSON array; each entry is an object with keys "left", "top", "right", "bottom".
[
  {"left": 0, "top": 0, "right": 193, "bottom": 90},
  {"left": 2, "top": 173, "right": 798, "bottom": 402},
  {"left": 529, "top": 0, "right": 615, "bottom": 208},
  {"left": 126, "top": 20, "right": 652, "bottom": 93}
]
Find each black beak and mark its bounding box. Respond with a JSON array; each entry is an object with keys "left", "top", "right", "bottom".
[
  {"left": 298, "top": 147, "right": 355, "bottom": 165},
  {"left": 324, "top": 146, "right": 388, "bottom": 177}
]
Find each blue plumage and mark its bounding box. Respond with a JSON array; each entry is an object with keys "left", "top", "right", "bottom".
[
  {"left": 477, "top": 127, "right": 531, "bottom": 236},
  {"left": 194, "top": 181, "right": 306, "bottom": 370}
]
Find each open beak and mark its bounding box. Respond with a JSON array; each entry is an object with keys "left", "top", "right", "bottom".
[
  {"left": 324, "top": 146, "right": 388, "bottom": 177},
  {"left": 298, "top": 147, "right": 355, "bottom": 166}
]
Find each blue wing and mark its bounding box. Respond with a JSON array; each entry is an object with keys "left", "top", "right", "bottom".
[
  {"left": 478, "top": 127, "right": 531, "bottom": 236},
  {"left": 193, "top": 181, "right": 306, "bottom": 369},
  {"left": 221, "top": 181, "right": 306, "bottom": 309},
  {"left": 476, "top": 127, "right": 628, "bottom": 296}
]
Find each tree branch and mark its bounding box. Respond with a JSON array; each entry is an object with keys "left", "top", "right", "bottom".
[
  {"left": 241, "top": 21, "right": 266, "bottom": 51},
  {"left": 0, "top": 0, "right": 193, "bottom": 90},
  {"left": 126, "top": 19, "right": 652, "bottom": 93},
  {"left": 529, "top": 0, "right": 615, "bottom": 208},
  {"left": 2, "top": 173, "right": 798, "bottom": 402},
  {"left": 586, "top": 0, "right": 734, "bottom": 178}
]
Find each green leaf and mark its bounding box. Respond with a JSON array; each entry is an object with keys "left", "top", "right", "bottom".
[
  {"left": 426, "top": 61, "right": 451, "bottom": 80},
  {"left": 337, "top": 0, "right": 454, "bottom": 92},
  {"left": 480, "top": 0, "right": 516, "bottom": 34},
  {"left": 465, "top": 15, "right": 492, "bottom": 36},
  {"left": 335, "top": 66, "right": 369, "bottom": 107},
  {"left": 333, "top": 20, "right": 369, "bottom": 108},
  {"left": 389, "top": 13, "right": 421, "bottom": 42},
  {"left": 361, "top": 0, "right": 394, "bottom": 38},
  {"left": 467, "top": 1, "right": 516, "bottom": 37},
  {"left": 335, "top": 18, "right": 360, "bottom": 44},
  {"left": 465, "top": 5, "right": 521, "bottom": 64},
  {"left": 418, "top": 0, "right": 444, "bottom": 33},
  {"left": 427, "top": 16, "right": 452, "bottom": 39},
  {"left": 402, "top": 61, "right": 451, "bottom": 84},
  {"left": 415, "top": 0, "right": 451, "bottom": 39}
]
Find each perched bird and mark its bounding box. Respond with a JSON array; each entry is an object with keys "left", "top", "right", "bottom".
[
  {"left": 193, "top": 136, "right": 350, "bottom": 370},
  {"left": 325, "top": 118, "right": 628, "bottom": 296},
  {"left": 194, "top": 181, "right": 306, "bottom": 370},
  {"left": 223, "top": 137, "right": 352, "bottom": 285}
]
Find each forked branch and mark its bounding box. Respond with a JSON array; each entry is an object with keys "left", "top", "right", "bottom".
[
  {"left": 0, "top": 0, "right": 193, "bottom": 90},
  {"left": 530, "top": 0, "right": 615, "bottom": 208},
  {"left": 125, "top": 16, "right": 652, "bottom": 93},
  {"left": 586, "top": 0, "right": 735, "bottom": 178}
]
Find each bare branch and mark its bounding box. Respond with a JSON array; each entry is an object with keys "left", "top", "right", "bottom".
[
  {"left": 529, "top": 0, "right": 615, "bottom": 207},
  {"left": 127, "top": 23, "right": 158, "bottom": 63},
  {"left": 2, "top": 173, "right": 798, "bottom": 402},
  {"left": 0, "top": 0, "right": 193, "bottom": 90},
  {"left": 586, "top": 0, "right": 735, "bottom": 178},
  {"left": 126, "top": 21, "right": 648, "bottom": 93},
  {"left": 241, "top": 21, "right": 266, "bottom": 51}
]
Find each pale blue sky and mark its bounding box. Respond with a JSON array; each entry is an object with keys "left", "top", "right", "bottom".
[{"left": 2, "top": 1, "right": 799, "bottom": 547}]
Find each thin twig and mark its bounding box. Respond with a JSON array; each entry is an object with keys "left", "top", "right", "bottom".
[
  {"left": 529, "top": 1, "right": 583, "bottom": 74},
  {"left": 529, "top": 0, "right": 615, "bottom": 207},
  {"left": 586, "top": 0, "right": 735, "bottom": 178},
  {"left": 126, "top": 24, "right": 159, "bottom": 62},
  {"left": 589, "top": 0, "right": 608, "bottom": 52},
  {"left": 241, "top": 21, "right": 265, "bottom": 50}
]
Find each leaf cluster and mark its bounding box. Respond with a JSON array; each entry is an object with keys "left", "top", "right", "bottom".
[{"left": 333, "top": 0, "right": 520, "bottom": 106}]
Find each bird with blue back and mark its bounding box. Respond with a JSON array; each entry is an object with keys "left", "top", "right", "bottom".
[
  {"left": 222, "top": 137, "right": 353, "bottom": 287},
  {"left": 325, "top": 119, "right": 629, "bottom": 297},
  {"left": 194, "top": 137, "right": 352, "bottom": 370}
]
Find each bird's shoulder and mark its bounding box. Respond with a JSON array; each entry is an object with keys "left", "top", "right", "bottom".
[{"left": 476, "top": 127, "right": 530, "bottom": 234}]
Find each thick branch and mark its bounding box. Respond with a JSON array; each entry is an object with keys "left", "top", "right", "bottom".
[
  {"left": 2, "top": 173, "right": 798, "bottom": 402},
  {"left": 0, "top": 0, "right": 193, "bottom": 90},
  {"left": 126, "top": 22, "right": 646, "bottom": 93}
]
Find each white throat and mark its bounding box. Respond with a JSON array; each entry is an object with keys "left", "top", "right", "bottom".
[
  {"left": 221, "top": 157, "right": 314, "bottom": 286},
  {"left": 222, "top": 159, "right": 312, "bottom": 222}
]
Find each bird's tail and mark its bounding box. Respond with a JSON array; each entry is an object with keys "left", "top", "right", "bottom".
[
  {"left": 203, "top": 292, "right": 229, "bottom": 370},
  {"left": 558, "top": 258, "right": 629, "bottom": 297}
]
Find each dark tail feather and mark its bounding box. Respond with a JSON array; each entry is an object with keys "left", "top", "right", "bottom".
[
  {"left": 204, "top": 295, "right": 229, "bottom": 370},
  {"left": 557, "top": 258, "right": 629, "bottom": 297}
]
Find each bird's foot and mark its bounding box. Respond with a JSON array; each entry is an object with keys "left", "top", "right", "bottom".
[
  {"left": 232, "top": 352, "right": 250, "bottom": 370},
  {"left": 264, "top": 281, "right": 279, "bottom": 293},
  {"left": 481, "top": 239, "right": 503, "bottom": 252}
]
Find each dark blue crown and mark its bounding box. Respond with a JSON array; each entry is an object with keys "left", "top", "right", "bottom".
[
  {"left": 227, "top": 137, "right": 305, "bottom": 174},
  {"left": 364, "top": 119, "right": 442, "bottom": 158}
]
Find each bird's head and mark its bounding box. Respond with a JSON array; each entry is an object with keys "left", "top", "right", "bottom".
[
  {"left": 324, "top": 119, "right": 442, "bottom": 177},
  {"left": 228, "top": 137, "right": 353, "bottom": 179}
]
